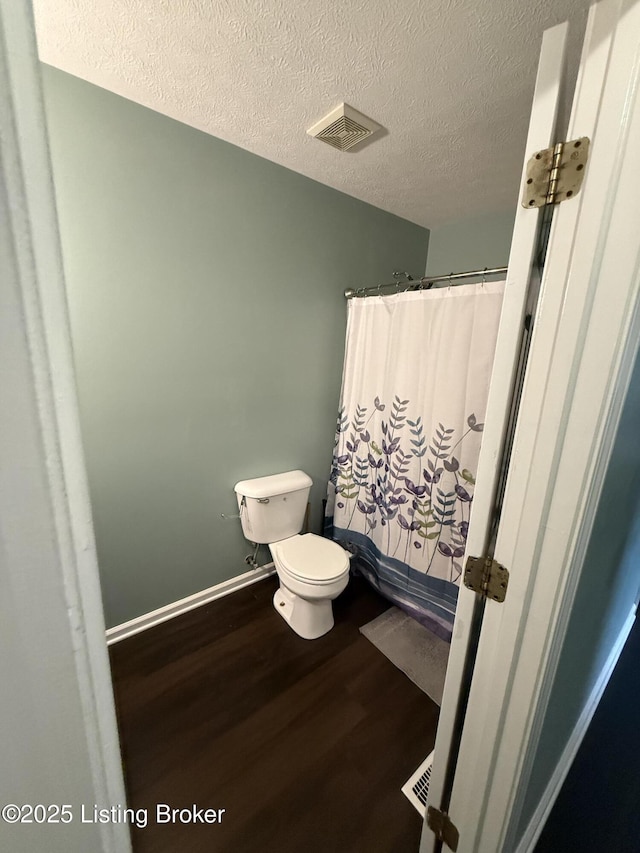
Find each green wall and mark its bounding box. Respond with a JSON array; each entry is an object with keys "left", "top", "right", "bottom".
[
  {"left": 515, "top": 348, "right": 640, "bottom": 842},
  {"left": 425, "top": 209, "right": 515, "bottom": 276},
  {"left": 42, "top": 66, "right": 428, "bottom": 628}
]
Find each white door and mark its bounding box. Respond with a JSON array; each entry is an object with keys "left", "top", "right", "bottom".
[
  {"left": 419, "top": 16, "right": 570, "bottom": 852},
  {"left": 422, "top": 1, "right": 640, "bottom": 850}
]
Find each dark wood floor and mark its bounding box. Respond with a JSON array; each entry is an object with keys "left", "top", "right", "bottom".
[{"left": 109, "top": 575, "right": 439, "bottom": 853}]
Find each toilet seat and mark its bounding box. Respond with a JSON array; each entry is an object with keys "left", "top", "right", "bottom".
[{"left": 272, "top": 533, "right": 349, "bottom": 584}]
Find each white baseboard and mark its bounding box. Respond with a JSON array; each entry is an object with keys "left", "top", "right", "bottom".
[
  {"left": 515, "top": 606, "right": 636, "bottom": 853},
  {"left": 105, "top": 563, "right": 276, "bottom": 645}
]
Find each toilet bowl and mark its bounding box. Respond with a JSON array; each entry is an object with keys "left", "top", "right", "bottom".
[
  {"left": 233, "top": 470, "right": 350, "bottom": 640},
  {"left": 270, "top": 533, "right": 350, "bottom": 640}
]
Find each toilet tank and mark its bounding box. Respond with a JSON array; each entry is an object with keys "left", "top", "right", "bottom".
[{"left": 234, "top": 470, "right": 313, "bottom": 544}]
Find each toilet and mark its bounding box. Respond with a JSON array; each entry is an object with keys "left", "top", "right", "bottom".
[{"left": 234, "top": 470, "right": 350, "bottom": 639}]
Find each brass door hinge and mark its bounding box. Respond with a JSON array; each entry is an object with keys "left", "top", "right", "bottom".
[
  {"left": 427, "top": 806, "right": 459, "bottom": 851},
  {"left": 522, "top": 137, "right": 590, "bottom": 208},
  {"left": 464, "top": 555, "right": 509, "bottom": 602}
]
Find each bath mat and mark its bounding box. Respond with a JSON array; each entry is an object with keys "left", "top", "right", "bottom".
[{"left": 360, "top": 607, "right": 449, "bottom": 705}]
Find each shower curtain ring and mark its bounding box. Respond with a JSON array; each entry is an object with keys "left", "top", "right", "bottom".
[
  {"left": 482, "top": 267, "right": 487, "bottom": 286},
  {"left": 448, "top": 272, "right": 453, "bottom": 290}
]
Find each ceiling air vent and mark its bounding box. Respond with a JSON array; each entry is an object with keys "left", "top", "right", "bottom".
[{"left": 307, "top": 103, "right": 382, "bottom": 152}]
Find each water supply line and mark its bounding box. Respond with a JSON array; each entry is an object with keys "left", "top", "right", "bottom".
[{"left": 245, "top": 542, "right": 261, "bottom": 568}]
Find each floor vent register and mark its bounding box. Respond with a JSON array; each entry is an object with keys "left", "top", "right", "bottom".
[{"left": 401, "top": 750, "right": 434, "bottom": 815}]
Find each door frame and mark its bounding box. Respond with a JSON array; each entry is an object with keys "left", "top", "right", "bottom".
[
  {"left": 424, "top": 0, "right": 640, "bottom": 849},
  {"left": 5, "top": 1, "right": 639, "bottom": 852},
  {"left": 0, "top": 3, "right": 130, "bottom": 851}
]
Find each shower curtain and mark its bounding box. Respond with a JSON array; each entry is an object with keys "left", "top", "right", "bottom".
[{"left": 325, "top": 281, "right": 505, "bottom": 641}]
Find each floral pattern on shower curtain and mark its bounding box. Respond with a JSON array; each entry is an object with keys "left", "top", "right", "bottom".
[{"left": 325, "top": 281, "right": 505, "bottom": 641}]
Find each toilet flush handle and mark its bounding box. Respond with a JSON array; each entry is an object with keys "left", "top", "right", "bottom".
[{"left": 257, "top": 498, "right": 270, "bottom": 504}]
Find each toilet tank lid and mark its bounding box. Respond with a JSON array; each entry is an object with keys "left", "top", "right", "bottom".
[{"left": 234, "top": 470, "right": 312, "bottom": 499}]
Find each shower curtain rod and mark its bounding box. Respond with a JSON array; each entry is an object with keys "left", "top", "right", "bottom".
[{"left": 344, "top": 265, "right": 508, "bottom": 299}]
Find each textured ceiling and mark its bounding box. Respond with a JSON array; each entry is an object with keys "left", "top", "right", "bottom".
[{"left": 33, "top": 0, "right": 590, "bottom": 228}]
